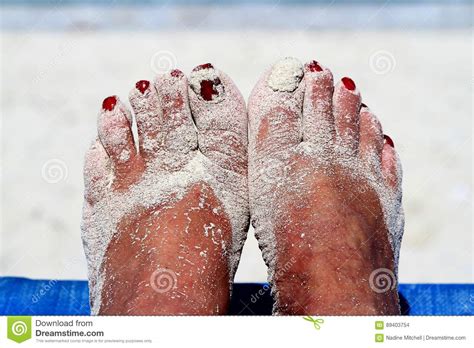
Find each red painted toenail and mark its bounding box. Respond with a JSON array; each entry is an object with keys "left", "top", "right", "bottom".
[
  {"left": 102, "top": 96, "right": 117, "bottom": 111},
  {"left": 384, "top": 134, "right": 394, "bottom": 148},
  {"left": 200, "top": 78, "right": 221, "bottom": 101},
  {"left": 135, "top": 80, "right": 150, "bottom": 94},
  {"left": 193, "top": 63, "right": 214, "bottom": 72},
  {"left": 342, "top": 77, "right": 356, "bottom": 91},
  {"left": 171, "top": 69, "right": 184, "bottom": 77},
  {"left": 308, "top": 60, "right": 323, "bottom": 72}
]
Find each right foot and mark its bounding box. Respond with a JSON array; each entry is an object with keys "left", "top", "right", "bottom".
[
  {"left": 81, "top": 64, "right": 249, "bottom": 315},
  {"left": 249, "top": 58, "right": 404, "bottom": 315}
]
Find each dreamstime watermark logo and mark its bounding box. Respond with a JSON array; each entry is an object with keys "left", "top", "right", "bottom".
[
  {"left": 41, "top": 158, "right": 68, "bottom": 184},
  {"left": 11, "top": 321, "right": 28, "bottom": 335},
  {"left": 32, "top": 279, "right": 57, "bottom": 303},
  {"left": 31, "top": 257, "right": 81, "bottom": 304},
  {"left": 459, "top": 293, "right": 474, "bottom": 314},
  {"left": 250, "top": 256, "right": 296, "bottom": 304},
  {"left": 150, "top": 50, "right": 177, "bottom": 74},
  {"left": 7, "top": 316, "right": 32, "bottom": 343},
  {"left": 150, "top": 268, "right": 177, "bottom": 293},
  {"left": 369, "top": 50, "right": 396, "bottom": 75},
  {"left": 369, "top": 268, "right": 397, "bottom": 293}
]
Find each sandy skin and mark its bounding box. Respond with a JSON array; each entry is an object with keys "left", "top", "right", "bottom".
[
  {"left": 82, "top": 58, "right": 403, "bottom": 315},
  {"left": 248, "top": 58, "right": 403, "bottom": 315},
  {"left": 82, "top": 64, "right": 249, "bottom": 315}
]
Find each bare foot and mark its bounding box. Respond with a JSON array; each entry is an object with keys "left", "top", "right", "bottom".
[
  {"left": 81, "top": 64, "right": 249, "bottom": 315},
  {"left": 249, "top": 58, "right": 404, "bottom": 315}
]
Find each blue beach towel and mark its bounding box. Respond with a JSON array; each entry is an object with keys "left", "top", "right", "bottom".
[{"left": 0, "top": 277, "right": 472, "bottom": 316}]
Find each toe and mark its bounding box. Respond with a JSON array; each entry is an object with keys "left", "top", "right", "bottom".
[
  {"left": 83, "top": 138, "right": 111, "bottom": 204},
  {"left": 188, "top": 63, "right": 247, "bottom": 175},
  {"left": 130, "top": 71, "right": 198, "bottom": 161},
  {"left": 154, "top": 70, "right": 198, "bottom": 153},
  {"left": 129, "top": 79, "right": 163, "bottom": 159},
  {"left": 381, "top": 135, "right": 401, "bottom": 189},
  {"left": 333, "top": 77, "right": 361, "bottom": 156},
  {"left": 248, "top": 57, "right": 305, "bottom": 157},
  {"left": 302, "top": 60, "right": 335, "bottom": 147},
  {"left": 359, "top": 105, "right": 384, "bottom": 166},
  {"left": 98, "top": 96, "right": 137, "bottom": 167}
]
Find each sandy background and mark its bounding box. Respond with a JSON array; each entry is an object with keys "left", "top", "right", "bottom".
[{"left": 0, "top": 4, "right": 472, "bottom": 284}]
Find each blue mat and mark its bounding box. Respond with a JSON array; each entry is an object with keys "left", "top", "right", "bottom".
[{"left": 0, "top": 277, "right": 472, "bottom": 316}]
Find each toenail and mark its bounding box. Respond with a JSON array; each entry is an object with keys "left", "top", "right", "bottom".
[
  {"left": 360, "top": 103, "right": 368, "bottom": 110},
  {"left": 102, "top": 96, "right": 117, "bottom": 111},
  {"left": 341, "top": 77, "right": 356, "bottom": 91},
  {"left": 135, "top": 80, "right": 150, "bottom": 94},
  {"left": 171, "top": 69, "right": 184, "bottom": 77},
  {"left": 190, "top": 63, "right": 224, "bottom": 102},
  {"left": 200, "top": 79, "right": 221, "bottom": 101},
  {"left": 268, "top": 57, "right": 304, "bottom": 92},
  {"left": 308, "top": 60, "right": 323, "bottom": 72},
  {"left": 193, "top": 63, "right": 214, "bottom": 72},
  {"left": 384, "top": 134, "right": 394, "bottom": 148}
]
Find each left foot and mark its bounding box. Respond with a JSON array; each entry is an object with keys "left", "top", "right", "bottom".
[{"left": 249, "top": 57, "right": 404, "bottom": 315}]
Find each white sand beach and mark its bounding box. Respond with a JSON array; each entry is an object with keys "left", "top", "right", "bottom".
[{"left": 1, "top": 28, "right": 472, "bottom": 284}]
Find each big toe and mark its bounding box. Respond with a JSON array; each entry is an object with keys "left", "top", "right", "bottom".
[
  {"left": 248, "top": 57, "right": 305, "bottom": 159},
  {"left": 188, "top": 63, "right": 247, "bottom": 175}
]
